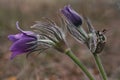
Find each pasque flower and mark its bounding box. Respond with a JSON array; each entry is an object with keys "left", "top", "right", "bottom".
[
  {"left": 30, "top": 19, "right": 68, "bottom": 54},
  {"left": 61, "top": 6, "right": 107, "bottom": 79},
  {"left": 8, "top": 19, "right": 69, "bottom": 59},
  {"left": 61, "top": 5, "right": 82, "bottom": 27},
  {"left": 61, "top": 5, "right": 106, "bottom": 54},
  {"left": 8, "top": 21, "right": 37, "bottom": 59},
  {"left": 61, "top": 5, "right": 88, "bottom": 43}
]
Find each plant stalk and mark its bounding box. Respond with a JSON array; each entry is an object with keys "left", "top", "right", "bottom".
[
  {"left": 93, "top": 53, "right": 107, "bottom": 80},
  {"left": 65, "top": 49, "right": 95, "bottom": 80}
]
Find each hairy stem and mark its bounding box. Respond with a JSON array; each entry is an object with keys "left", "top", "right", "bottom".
[
  {"left": 93, "top": 53, "right": 107, "bottom": 80},
  {"left": 65, "top": 49, "right": 95, "bottom": 80}
]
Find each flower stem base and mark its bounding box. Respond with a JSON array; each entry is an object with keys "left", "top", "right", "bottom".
[
  {"left": 65, "top": 49, "right": 95, "bottom": 80},
  {"left": 93, "top": 53, "right": 107, "bottom": 80}
]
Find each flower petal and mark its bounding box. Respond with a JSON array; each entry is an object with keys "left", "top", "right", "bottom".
[
  {"left": 8, "top": 33, "right": 23, "bottom": 42},
  {"left": 16, "top": 21, "right": 37, "bottom": 39},
  {"left": 10, "top": 51, "right": 24, "bottom": 59},
  {"left": 10, "top": 37, "right": 37, "bottom": 59},
  {"left": 61, "top": 5, "right": 82, "bottom": 27}
]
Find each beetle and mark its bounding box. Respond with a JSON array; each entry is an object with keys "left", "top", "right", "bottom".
[
  {"left": 95, "top": 29, "right": 107, "bottom": 53},
  {"left": 86, "top": 17, "right": 107, "bottom": 54}
]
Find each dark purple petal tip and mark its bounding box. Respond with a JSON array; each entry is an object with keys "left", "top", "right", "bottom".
[{"left": 61, "top": 5, "right": 82, "bottom": 27}]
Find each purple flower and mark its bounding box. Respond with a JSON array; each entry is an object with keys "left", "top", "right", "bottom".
[
  {"left": 8, "top": 21, "right": 37, "bottom": 59},
  {"left": 61, "top": 5, "right": 82, "bottom": 27}
]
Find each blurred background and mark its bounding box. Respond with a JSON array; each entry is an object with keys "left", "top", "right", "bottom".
[{"left": 0, "top": 0, "right": 120, "bottom": 80}]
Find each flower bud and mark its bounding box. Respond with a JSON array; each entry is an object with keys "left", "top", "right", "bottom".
[{"left": 61, "top": 5, "right": 82, "bottom": 27}]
